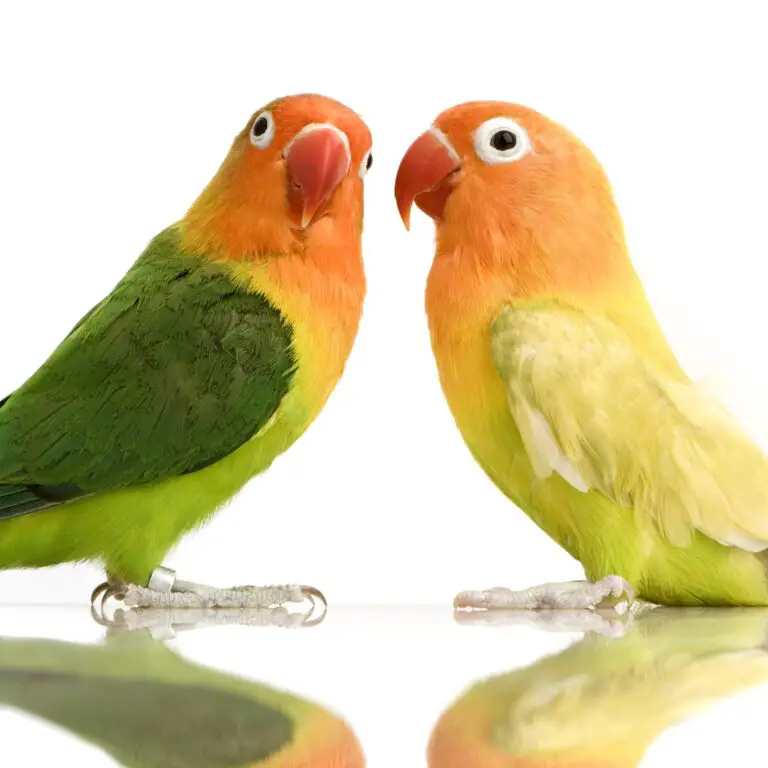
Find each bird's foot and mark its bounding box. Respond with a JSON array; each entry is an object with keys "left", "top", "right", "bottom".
[
  {"left": 454, "top": 575, "right": 635, "bottom": 614},
  {"left": 91, "top": 566, "right": 327, "bottom": 628}
]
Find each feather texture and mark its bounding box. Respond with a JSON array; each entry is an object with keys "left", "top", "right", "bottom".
[
  {"left": 492, "top": 303, "right": 768, "bottom": 552},
  {"left": 0, "top": 94, "right": 368, "bottom": 585},
  {"left": 418, "top": 100, "right": 768, "bottom": 605},
  {"left": 0, "top": 226, "right": 295, "bottom": 513}
]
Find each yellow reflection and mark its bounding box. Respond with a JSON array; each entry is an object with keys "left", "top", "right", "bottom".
[{"left": 431, "top": 608, "right": 768, "bottom": 767}]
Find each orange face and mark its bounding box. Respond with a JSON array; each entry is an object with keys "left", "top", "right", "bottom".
[
  {"left": 200, "top": 93, "right": 373, "bottom": 236},
  {"left": 395, "top": 101, "right": 614, "bottom": 238}
]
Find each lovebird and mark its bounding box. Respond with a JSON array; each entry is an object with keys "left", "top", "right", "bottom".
[
  {"left": 0, "top": 631, "right": 365, "bottom": 767},
  {"left": 395, "top": 101, "right": 768, "bottom": 607},
  {"left": 429, "top": 609, "right": 768, "bottom": 767},
  {"left": 0, "top": 94, "right": 372, "bottom": 606}
]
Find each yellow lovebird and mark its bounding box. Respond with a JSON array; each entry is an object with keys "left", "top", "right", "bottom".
[
  {"left": 429, "top": 609, "right": 768, "bottom": 767},
  {"left": 395, "top": 101, "right": 768, "bottom": 607}
]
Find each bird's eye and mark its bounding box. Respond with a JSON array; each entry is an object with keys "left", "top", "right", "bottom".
[
  {"left": 473, "top": 117, "right": 531, "bottom": 165},
  {"left": 491, "top": 130, "right": 517, "bottom": 151},
  {"left": 359, "top": 148, "right": 373, "bottom": 179},
  {"left": 250, "top": 110, "right": 275, "bottom": 149}
]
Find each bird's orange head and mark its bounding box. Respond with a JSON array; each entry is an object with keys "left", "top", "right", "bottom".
[
  {"left": 395, "top": 101, "right": 633, "bottom": 295},
  {"left": 185, "top": 94, "right": 373, "bottom": 259}
]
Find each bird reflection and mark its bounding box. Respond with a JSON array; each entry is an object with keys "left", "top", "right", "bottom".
[
  {"left": 0, "top": 631, "right": 364, "bottom": 767},
  {"left": 431, "top": 608, "right": 768, "bottom": 766},
  {"left": 93, "top": 602, "right": 327, "bottom": 639}
]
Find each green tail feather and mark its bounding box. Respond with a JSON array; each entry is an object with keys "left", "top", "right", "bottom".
[
  {"left": 0, "top": 485, "right": 26, "bottom": 498},
  {"left": 0, "top": 484, "right": 87, "bottom": 520},
  {"left": 0, "top": 486, "right": 49, "bottom": 519}
]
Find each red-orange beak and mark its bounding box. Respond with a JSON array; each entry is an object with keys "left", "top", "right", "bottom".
[
  {"left": 395, "top": 128, "right": 461, "bottom": 230},
  {"left": 284, "top": 124, "right": 351, "bottom": 229}
]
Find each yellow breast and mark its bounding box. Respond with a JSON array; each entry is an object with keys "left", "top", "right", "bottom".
[{"left": 242, "top": 251, "right": 365, "bottom": 447}]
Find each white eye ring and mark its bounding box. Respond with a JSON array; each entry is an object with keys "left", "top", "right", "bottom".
[
  {"left": 473, "top": 117, "right": 532, "bottom": 165},
  {"left": 250, "top": 110, "right": 275, "bottom": 149},
  {"left": 359, "top": 148, "right": 373, "bottom": 179}
]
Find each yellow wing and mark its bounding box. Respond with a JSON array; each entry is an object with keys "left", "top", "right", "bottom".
[{"left": 491, "top": 303, "right": 768, "bottom": 551}]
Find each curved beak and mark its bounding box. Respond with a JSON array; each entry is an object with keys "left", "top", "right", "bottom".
[
  {"left": 284, "top": 123, "right": 351, "bottom": 229},
  {"left": 394, "top": 128, "right": 461, "bottom": 230}
]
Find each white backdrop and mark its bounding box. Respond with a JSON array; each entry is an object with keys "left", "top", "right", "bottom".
[{"left": 0, "top": 0, "right": 767, "bottom": 606}]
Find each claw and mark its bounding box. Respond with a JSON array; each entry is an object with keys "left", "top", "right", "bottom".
[
  {"left": 300, "top": 585, "right": 328, "bottom": 627},
  {"left": 90, "top": 581, "right": 129, "bottom": 628},
  {"left": 595, "top": 576, "right": 635, "bottom": 610},
  {"left": 90, "top": 581, "right": 110, "bottom": 612}
]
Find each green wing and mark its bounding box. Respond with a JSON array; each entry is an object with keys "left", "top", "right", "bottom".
[{"left": 0, "top": 226, "right": 295, "bottom": 519}]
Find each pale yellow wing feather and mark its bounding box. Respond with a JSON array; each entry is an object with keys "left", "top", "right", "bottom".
[{"left": 491, "top": 304, "right": 768, "bottom": 551}]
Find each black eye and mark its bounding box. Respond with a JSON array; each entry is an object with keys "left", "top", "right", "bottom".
[
  {"left": 359, "top": 149, "right": 373, "bottom": 179},
  {"left": 490, "top": 130, "right": 518, "bottom": 152},
  {"left": 252, "top": 116, "right": 268, "bottom": 137}
]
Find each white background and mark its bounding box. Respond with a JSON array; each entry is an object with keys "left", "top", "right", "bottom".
[
  {"left": 0, "top": 0, "right": 765, "bottom": 607},
  {"left": 1, "top": 2, "right": 768, "bottom": 766}
]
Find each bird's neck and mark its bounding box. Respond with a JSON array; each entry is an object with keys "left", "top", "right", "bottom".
[
  {"left": 180, "top": 179, "right": 299, "bottom": 260},
  {"left": 427, "top": 207, "right": 647, "bottom": 337},
  {"left": 426, "top": 216, "right": 683, "bottom": 383},
  {"left": 179, "top": 172, "right": 364, "bottom": 284},
  {"left": 179, "top": 184, "right": 366, "bottom": 342}
]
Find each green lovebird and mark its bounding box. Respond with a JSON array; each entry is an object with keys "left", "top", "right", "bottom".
[
  {"left": 0, "top": 631, "right": 365, "bottom": 767},
  {"left": 430, "top": 609, "right": 768, "bottom": 767},
  {"left": 0, "top": 94, "right": 373, "bottom": 605}
]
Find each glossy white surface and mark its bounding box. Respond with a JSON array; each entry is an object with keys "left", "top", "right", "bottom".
[{"left": 0, "top": 605, "right": 766, "bottom": 766}]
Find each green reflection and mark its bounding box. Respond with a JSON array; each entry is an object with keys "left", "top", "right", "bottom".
[{"left": 0, "top": 631, "right": 363, "bottom": 767}]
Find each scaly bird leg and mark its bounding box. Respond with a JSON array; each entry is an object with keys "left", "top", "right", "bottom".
[
  {"left": 91, "top": 566, "right": 326, "bottom": 618},
  {"left": 454, "top": 575, "right": 635, "bottom": 613}
]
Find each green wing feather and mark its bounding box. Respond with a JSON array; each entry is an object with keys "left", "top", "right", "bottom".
[{"left": 0, "top": 226, "right": 295, "bottom": 519}]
